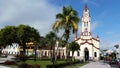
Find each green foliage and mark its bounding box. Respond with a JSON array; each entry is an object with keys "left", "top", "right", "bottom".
[
  {"left": 0, "top": 26, "right": 18, "bottom": 46},
  {"left": 19, "top": 60, "right": 65, "bottom": 68},
  {"left": 68, "top": 41, "right": 80, "bottom": 61},
  {"left": 59, "top": 39, "right": 67, "bottom": 47},
  {"left": 46, "top": 60, "right": 80, "bottom": 68},
  {"left": 45, "top": 31, "right": 58, "bottom": 49},
  {"left": 17, "top": 25, "right": 40, "bottom": 52},
  {"left": 37, "top": 37, "right": 47, "bottom": 49},
  {"left": 17, "top": 24, "right": 40, "bottom": 43},
  {"left": 53, "top": 5, "right": 80, "bottom": 42},
  {"left": 0, "top": 24, "right": 40, "bottom": 53},
  {"left": 68, "top": 41, "right": 80, "bottom": 52}
]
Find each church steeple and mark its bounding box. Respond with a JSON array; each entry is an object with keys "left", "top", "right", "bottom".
[{"left": 81, "top": 4, "right": 91, "bottom": 36}]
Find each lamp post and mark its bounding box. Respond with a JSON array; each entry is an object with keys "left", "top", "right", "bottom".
[
  {"left": 34, "top": 45, "right": 37, "bottom": 61},
  {"left": 52, "top": 41, "right": 59, "bottom": 66},
  {"left": 55, "top": 41, "right": 59, "bottom": 61},
  {"left": 34, "top": 42, "right": 38, "bottom": 62}
]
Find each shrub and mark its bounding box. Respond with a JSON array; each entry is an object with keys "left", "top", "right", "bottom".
[
  {"left": 19, "top": 63, "right": 40, "bottom": 68},
  {"left": 17, "top": 54, "right": 29, "bottom": 62},
  {"left": 33, "top": 64, "right": 40, "bottom": 68},
  {"left": 46, "top": 60, "right": 79, "bottom": 68},
  {"left": 4, "top": 61, "right": 17, "bottom": 65},
  {"left": 19, "top": 63, "right": 28, "bottom": 68}
]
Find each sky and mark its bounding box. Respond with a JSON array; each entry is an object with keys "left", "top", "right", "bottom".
[{"left": 0, "top": 0, "right": 120, "bottom": 50}]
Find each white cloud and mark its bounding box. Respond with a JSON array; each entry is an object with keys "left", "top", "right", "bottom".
[
  {"left": 100, "top": 38, "right": 118, "bottom": 50},
  {"left": 100, "top": 31, "right": 120, "bottom": 50},
  {"left": 91, "top": 21, "right": 99, "bottom": 31},
  {"left": 89, "top": 0, "right": 99, "bottom": 7},
  {"left": 0, "top": 0, "right": 61, "bottom": 36}
]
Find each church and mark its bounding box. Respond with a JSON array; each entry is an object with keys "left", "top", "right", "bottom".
[{"left": 70, "top": 4, "right": 100, "bottom": 61}]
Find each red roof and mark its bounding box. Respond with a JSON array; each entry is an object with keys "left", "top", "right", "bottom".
[{"left": 80, "top": 40, "right": 100, "bottom": 50}]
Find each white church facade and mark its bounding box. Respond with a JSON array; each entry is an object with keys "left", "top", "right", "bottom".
[{"left": 70, "top": 4, "right": 100, "bottom": 61}]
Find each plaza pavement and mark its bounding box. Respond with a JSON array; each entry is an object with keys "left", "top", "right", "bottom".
[
  {"left": 79, "top": 61, "right": 111, "bottom": 68},
  {"left": 0, "top": 66, "right": 10, "bottom": 68},
  {"left": 0, "top": 55, "right": 16, "bottom": 68}
]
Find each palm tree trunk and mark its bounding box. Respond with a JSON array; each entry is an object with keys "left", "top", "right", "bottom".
[
  {"left": 72, "top": 51, "right": 74, "bottom": 61},
  {"left": 65, "top": 30, "right": 70, "bottom": 42}
]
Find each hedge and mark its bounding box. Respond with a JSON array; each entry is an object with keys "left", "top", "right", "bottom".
[{"left": 46, "top": 60, "right": 80, "bottom": 68}]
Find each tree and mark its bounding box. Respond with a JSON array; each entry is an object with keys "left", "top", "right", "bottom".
[
  {"left": 52, "top": 6, "right": 80, "bottom": 42},
  {"left": 38, "top": 37, "right": 47, "bottom": 49},
  {"left": 114, "top": 44, "right": 119, "bottom": 49},
  {"left": 58, "top": 39, "right": 67, "bottom": 59},
  {"left": 17, "top": 25, "right": 40, "bottom": 54},
  {"left": 68, "top": 41, "right": 80, "bottom": 61},
  {"left": 0, "top": 25, "right": 40, "bottom": 55},
  {"left": 45, "top": 31, "right": 57, "bottom": 64},
  {"left": 45, "top": 31, "right": 57, "bottom": 50},
  {"left": 37, "top": 36, "right": 47, "bottom": 58},
  {"left": 0, "top": 26, "right": 18, "bottom": 56},
  {"left": 0, "top": 26, "right": 18, "bottom": 47}
]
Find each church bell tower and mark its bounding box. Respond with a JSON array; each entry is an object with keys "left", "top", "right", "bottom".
[
  {"left": 74, "top": 4, "right": 100, "bottom": 61},
  {"left": 82, "top": 4, "right": 91, "bottom": 36}
]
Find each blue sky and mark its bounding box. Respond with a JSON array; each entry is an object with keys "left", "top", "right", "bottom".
[
  {"left": 47, "top": 0, "right": 120, "bottom": 49},
  {"left": 0, "top": 0, "right": 120, "bottom": 49}
]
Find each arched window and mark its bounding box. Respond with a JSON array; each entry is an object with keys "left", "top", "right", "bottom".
[
  {"left": 94, "top": 52, "right": 97, "bottom": 57},
  {"left": 84, "top": 22, "right": 88, "bottom": 27}
]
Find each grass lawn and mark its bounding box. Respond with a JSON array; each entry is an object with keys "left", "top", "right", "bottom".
[
  {"left": 64, "top": 62, "right": 89, "bottom": 68},
  {"left": 17, "top": 60, "right": 66, "bottom": 68},
  {"left": 5, "top": 60, "right": 88, "bottom": 68},
  {"left": 26, "top": 60, "right": 52, "bottom": 68}
]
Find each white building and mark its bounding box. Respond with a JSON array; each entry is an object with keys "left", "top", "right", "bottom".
[
  {"left": 70, "top": 4, "right": 100, "bottom": 61},
  {"left": 2, "top": 43, "right": 20, "bottom": 55}
]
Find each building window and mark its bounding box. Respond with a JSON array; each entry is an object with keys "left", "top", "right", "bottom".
[
  {"left": 45, "top": 51, "right": 47, "bottom": 56},
  {"left": 94, "top": 52, "right": 97, "bottom": 57}
]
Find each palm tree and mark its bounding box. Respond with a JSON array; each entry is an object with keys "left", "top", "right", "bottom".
[
  {"left": 45, "top": 31, "right": 58, "bottom": 64},
  {"left": 68, "top": 41, "right": 80, "bottom": 61},
  {"left": 52, "top": 6, "right": 80, "bottom": 42},
  {"left": 45, "top": 31, "right": 57, "bottom": 50}
]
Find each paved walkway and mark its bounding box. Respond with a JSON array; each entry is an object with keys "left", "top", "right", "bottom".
[
  {"left": 79, "top": 61, "right": 111, "bottom": 68},
  {"left": 0, "top": 66, "right": 10, "bottom": 68},
  {"left": 0, "top": 55, "right": 16, "bottom": 68}
]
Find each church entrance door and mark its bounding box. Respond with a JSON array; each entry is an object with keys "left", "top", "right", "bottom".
[{"left": 84, "top": 48, "right": 89, "bottom": 61}]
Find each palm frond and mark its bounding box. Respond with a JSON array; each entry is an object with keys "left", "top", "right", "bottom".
[
  {"left": 66, "top": 16, "right": 69, "bottom": 23},
  {"left": 56, "top": 13, "right": 64, "bottom": 19},
  {"left": 71, "top": 10, "right": 78, "bottom": 16},
  {"left": 70, "top": 16, "right": 80, "bottom": 23},
  {"left": 53, "top": 20, "right": 62, "bottom": 30},
  {"left": 71, "top": 20, "right": 78, "bottom": 31},
  {"left": 63, "top": 6, "right": 68, "bottom": 15}
]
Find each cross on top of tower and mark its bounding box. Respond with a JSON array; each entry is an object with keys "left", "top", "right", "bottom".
[{"left": 84, "top": 4, "right": 88, "bottom": 12}]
